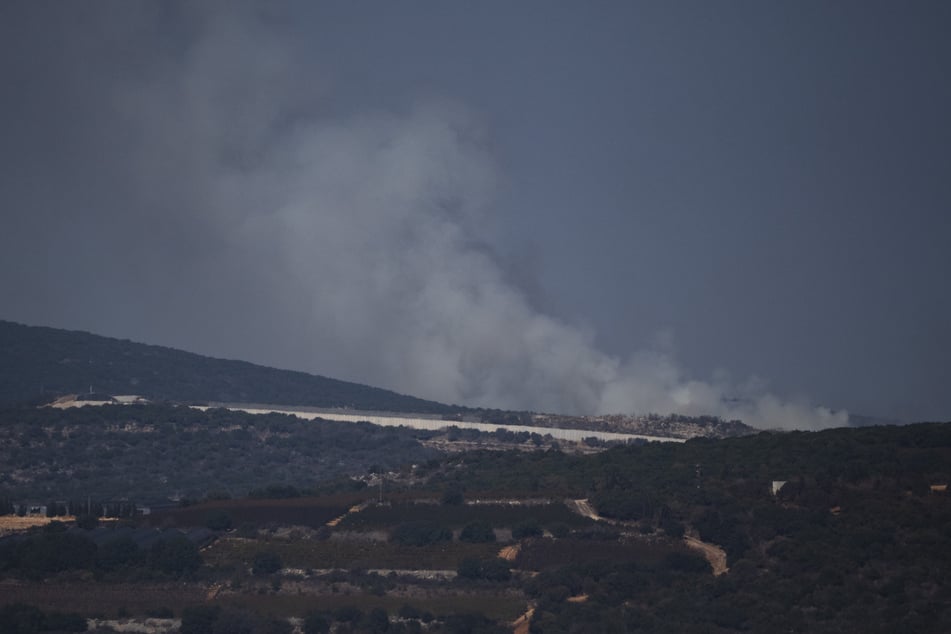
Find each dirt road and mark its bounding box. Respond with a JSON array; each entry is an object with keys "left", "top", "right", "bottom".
[
  {"left": 567, "top": 498, "right": 601, "bottom": 521},
  {"left": 566, "top": 499, "right": 729, "bottom": 576},
  {"left": 684, "top": 534, "right": 729, "bottom": 576}
]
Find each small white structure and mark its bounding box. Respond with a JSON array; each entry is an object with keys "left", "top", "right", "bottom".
[{"left": 770, "top": 481, "right": 787, "bottom": 496}]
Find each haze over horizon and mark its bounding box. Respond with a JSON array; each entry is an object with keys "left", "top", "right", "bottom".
[{"left": 1, "top": 2, "right": 948, "bottom": 428}]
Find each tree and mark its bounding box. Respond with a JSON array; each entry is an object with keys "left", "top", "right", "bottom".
[
  {"left": 210, "top": 607, "right": 256, "bottom": 634},
  {"left": 333, "top": 606, "right": 363, "bottom": 624},
  {"left": 252, "top": 551, "right": 282, "bottom": 576},
  {"left": 361, "top": 607, "right": 390, "bottom": 633},
  {"left": 512, "top": 519, "right": 542, "bottom": 540},
  {"left": 205, "top": 510, "right": 233, "bottom": 531},
  {"left": 148, "top": 536, "right": 201, "bottom": 577},
  {"left": 480, "top": 557, "right": 512, "bottom": 582},
  {"left": 97, "top": 536, "right": 142, "bottom": 571},
  {"left": 180, "top": 605, "right": 221, "bottom": 634},
  {"left": 457, "top": 557, "right": 482, "bottom": 580},
  {"left": 391, "top": 521, "right": 452, "bottom": 547},
  {"left": 75, "top": 514, "right": 98, "bottom": 530},
  {"left": 441, "top": 486, "right": 465, "bottom": 506},
  {"left": 40, "top": 609, "right": 87, "bottom": 632},
  {"left": 302, "top": 610, "right": 330, "bottom": 634},
  {"left": 548, "top": 523, "right": 570, "bottom": 538},
  {"left": 460, "top": 521, "right": 496, "bottom": 543},
  {"left": 457, "top": 557, "right": 511, "bottom": 582},
  {"left": 0, "top": 603, "right": 45, "bottom": 634}
]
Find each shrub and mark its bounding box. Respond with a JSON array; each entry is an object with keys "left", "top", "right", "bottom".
[
  {"left": 361, "top": 607, "right": 390, "bottom": 633},
  {"left": 512, "top": 519, "right": 542, "bottom": 540},
  {"left": 459, "top": 520, "right": 496, "bottom": 543},
  {"left": 8, "top": 605, "right": 33, "bottom": 633},
  {"left": 456, "top": 557, "right": 511, "bottom": 582},
  {"left": 0, "top": 603, "right": 88, "bottom": 633},
  {"left": 333, "top": 605, "right": 363, "bottom": 624},
  {"left": 205, "top": 510, "right": 233, "bottom": 531},
  {"left": 42, "top": 609, "right": 87, "bottom": 632},
  {"left": 180, "top": 605, "right": 221, "bottom": 634},
  {"left": 148, "top": 535, "right": 201, "bottom": 577},
  {"left": 548, "top": 522, "right": 570, "bottom": 538},
  {"left": 480, "top": 557, "right": 512, "bottom": 582},
  {"left": 252, "top": 551, "right": 282, "bottom": 576},
  {"left": 303, "top": 610, "right": 330, "bottom": 634},
  {"left": 660, "top": 517, "right": 684, "bottom": 538},
  {"left": 391, "top": 521, "right": 452, "bottom": 546},
  {"left": 457, "top": 557, "right": 482, "bottom": 580},
  {"left": 441, "top": 486, "right": 465, "bottom": 506},
  {"left": 146, "top": 607, "right": 175, "bottom": 618},
  {"left": 75, "top": 514, "right": 99, "bottom": 530},
  {"left": 210, "top": 607, "right": 257, "bottom": 634},
  {"left": 663, "top": 551, "right": 710, "bottom": 574}
]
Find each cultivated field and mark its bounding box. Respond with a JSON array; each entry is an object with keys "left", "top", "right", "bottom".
[{"left": 0, "top": 515, "right": 75, "bottom": 533}]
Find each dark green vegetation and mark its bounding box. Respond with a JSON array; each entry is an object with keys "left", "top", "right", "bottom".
[
  {"left": 441, "top": 423, "right": 951, "bottom": 632},
  {"left": 203, "top": 535, "right": 502, "bottom": 571},
  {"left": 0, "top": 319, "right": 455, "bottom": 413},
  {"left": 0, "top": 521, "right": 202, "bottom": 581},
  {"left": 147, "top": 496, "right": 357, "bottom": 530},
  {"left": 336, "top": 501, "right": 593, "bottom": 532},
  {"left": 1, "top": 375, "right": 949, "bottom": 633},
  {"left": 0, "top": 403, "right": 439, "bottom": 500},
  {"left": 0, "top": 603, "right": 86, "bottom": 633}
]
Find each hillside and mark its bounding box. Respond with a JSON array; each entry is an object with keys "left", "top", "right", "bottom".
[
  {"left": 0, "top": 320, "right": 456, "bottom": 414},
  {"left": 2, "top": 420, "right": 950, "bottom": 632},
  {"left": 0, "top": 320, "right": 763, "bottom": 440},
  {"left": 0, "top": 403, "right": 443, "bottom": 501}
]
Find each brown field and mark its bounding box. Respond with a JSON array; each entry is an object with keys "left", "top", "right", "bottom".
[
  {"left": 516, "top": 537, "right": 688, "bottom": 570},
  {"left": 204, "top": 537, "right": 502, "bottom": 571},
  {"left": 0, "top": 580, "right": 525, "bottom": 622},
  {"left": 0, "top": 581, "right": 203, "bottom": 615},
  {"left": 498, "top": 544, "right": 520, "bottom": 561},
  {"left": 0, "top": 516, "right": 75, "bottom": 532},
  {"left": 337, "top": 501, "right": 594, "bottom": 531},
  {"left": 215, "top": 592, "right": 526, "bottom": 621},
  {"left": 147, "top": 495, "right": 363, "bottom": 529}
]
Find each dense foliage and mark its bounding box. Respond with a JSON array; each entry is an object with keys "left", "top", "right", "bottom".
[
  {"left": 443, "top": 423, "right": 951, "bottom": 632},
  {"left": 0, "top": 403, "right": 439, "bottom": 500},
  {"left": 390, "top": 521, "right": 453, "bottom": 547},
  {"left": 1, "top": 354, "right": 949, "bottom": 634},
  {"left": 0, "top": 522, "right": 202, "bottom": 581},
  {"left": 0, "top": 603, "right": 86, "bottom": 633}
]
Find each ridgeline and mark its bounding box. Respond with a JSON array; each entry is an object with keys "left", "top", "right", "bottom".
[{"left": 0, "top": 320, "right": 456, "bottom": 414}]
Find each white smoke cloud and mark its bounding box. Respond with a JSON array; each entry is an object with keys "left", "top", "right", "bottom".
[{"left": 112, "top": 7, "right": 847, "bottom": 430}]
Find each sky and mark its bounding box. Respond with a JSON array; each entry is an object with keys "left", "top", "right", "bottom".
[{"left": 1, "top": 1, "right": 949, "bottom": 428}]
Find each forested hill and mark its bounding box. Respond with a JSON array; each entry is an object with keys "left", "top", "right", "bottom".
[{"left": 0, "top": 320, "right": 456, "bottom": 414}]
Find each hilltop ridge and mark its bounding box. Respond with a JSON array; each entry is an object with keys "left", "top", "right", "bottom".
[{"left": 0, "top": 320, "right": 456, "bottom": 414}]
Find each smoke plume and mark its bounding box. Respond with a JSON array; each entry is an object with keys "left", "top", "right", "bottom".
[{"left": 3, "top": 4, "right": 848, "bottom": 430}]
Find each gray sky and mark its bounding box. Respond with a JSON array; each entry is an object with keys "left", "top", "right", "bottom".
[{"left": 1, "top": 1, "right": 949, "bottom": 427}]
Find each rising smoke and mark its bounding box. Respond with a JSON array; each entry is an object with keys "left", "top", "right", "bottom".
[{"left": 4, "top": 4, "right": 847, "bottom": 430}]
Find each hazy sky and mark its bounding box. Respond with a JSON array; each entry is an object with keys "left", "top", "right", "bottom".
[{"left": 1, "top": 1, "right": 949, "bottom": 427}]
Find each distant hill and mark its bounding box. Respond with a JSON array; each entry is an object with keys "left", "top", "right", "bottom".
[
  {"left": 0, "top": 320, "right": 457, "bottom": 414},
  {"left": 848, "top": 412, "right": 902, "bottom": 427}
]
